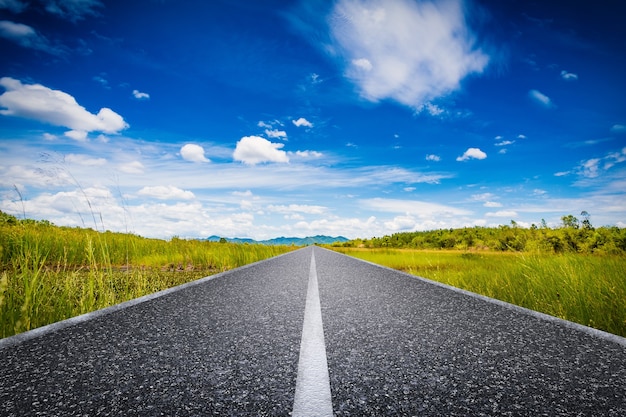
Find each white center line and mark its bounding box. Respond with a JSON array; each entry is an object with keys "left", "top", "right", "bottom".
[{"left": 292, "top": 250, "right": 333, "bottom": 416}]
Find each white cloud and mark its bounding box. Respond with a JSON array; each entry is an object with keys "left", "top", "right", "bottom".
[
  {"left": 483, "top": 201, "right": 502, "bottom": 208},
  {"left": 64, "top": 130, "right": 88, "bottom": 141},
  {"left": 118, "top": 161, "right": 144, "bottom": 174},
  {"left": 328, "top": 0, "right": 489, "bottom": 111},
  {"left": 292, "top": 117, "right": 313, "bottom": 128},
  {"left": 384, "top": 214, "right": 417, "bottom": 231},
  {"left": 267, "top": 204, "right": 327, "bottom": 215},
  {"left": 560, "top": 70, "right": 578, "bottom": 81},
  {"left": 42, "top": 132, "right": 57, "bottom": 140},
  {"left": 528, "top": 89, "right": 555, "bottom": 108},
  {"left": 611, "top": 124, "right": 626, "bottom": 133},
  {"left": 517, "top": 134, "right": 527, "bottom": 139},
  {"left": 265, "top": 129, "right": 287, "bottom": 139},
  {"left": 0, "top": 77, "right": 128, "bottom": 133},
  {"left": 65, "top": 153, "right": 106, "bottom": 166},
  {"left": 456, "top": 147, "right": 487, "bottom": 161},
  {"left": 138, "top": 185, "right": 195, "bottom": 200},
  {"left": 425, "top": 154, "right": 441, "bottom": 162},
  {"left": 132, "top": 89, "right": 150, "bottom": 100},
  {"left": 233, "top": 135, "right": 289, "bottom": 165},
  {"left": 495, "top": 140, "right": 514, "bottom": 146},
  {"left": 292, "top": 150, "right": 323, "bottom": 158},
  {"left": 232, "top": 190, "right": 253, "bottom": 197},
  {"left": 361, "top": 197, "right": 471, "bottom": 217},
  {"left": 486, "top": 210, "right": 518, "bottom": 218},
  {"left": 0, "top": 20, "right": 62, "bottom": 54},
  {"left": 180, "top": 144, "right": 210, "bottom": 163},
  {"left": 577, "top": 147, "right": 626, "bottom": 178},
  {"left": 352, "top": 58, "right": 373, "bottom": 71}
]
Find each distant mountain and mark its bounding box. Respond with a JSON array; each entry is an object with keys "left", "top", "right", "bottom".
[{"left": 206, "top": 235, "right": 349, "bottom": 246}]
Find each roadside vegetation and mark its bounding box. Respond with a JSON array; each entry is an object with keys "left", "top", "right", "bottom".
[
  {"left": 0, "top": 210, "right": 294, "bottom": 339},
  {"left": 331, "top": 214, "right": 626, "bottom": 337}
]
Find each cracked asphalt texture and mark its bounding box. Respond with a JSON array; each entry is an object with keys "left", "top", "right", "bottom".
[{"left": 1, "top": 246, "right": 625, "bottom": 416}]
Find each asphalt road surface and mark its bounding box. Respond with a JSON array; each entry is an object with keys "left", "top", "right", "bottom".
[{"left": 1, "top": 246, "right": 624, "bottom": 416}]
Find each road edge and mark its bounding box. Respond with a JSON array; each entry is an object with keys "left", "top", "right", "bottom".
[
  {"left": 319, "top": 247, "right": 626, "bottom": 348},
  {"left": 0, "top": 248, "right": 306, "bottom": 350}
]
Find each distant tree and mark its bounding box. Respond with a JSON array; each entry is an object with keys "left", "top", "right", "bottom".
[
  {"left": 580, "top": 211, "right": 593, "bottom": 230},
  {"left": 561, "top": 214, "right": 579, "bottom": 229},
  {"left": 219, "top": 237, "right": 228, "bottom": 244}
]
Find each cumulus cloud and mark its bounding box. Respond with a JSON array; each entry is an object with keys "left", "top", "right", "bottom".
[
  {"left": 0, "top": 77, "right": 128, "bottom": 133},
  {"left": 456, "top": 147, "right": 487, "bottom": 161},
  {"left": 528, "top": 89, "right": 555, "bottom": 108},
  {"left": 138, "top": 185, "right": 195, "bottom": 200},
  {"left": 132, "top": 89, "right": 150, "bottom": 100},
  {"left": 64, "top": 129, "right": 88, "bottom": 141},
  {"left": 0, "top": 20, "right": 63, "bottom": 54},
  {"left": 328, "top": 0, "right": 489, "bottom": 111},
  {"left": 180, "top": 144, "right": 210, "bottom": 163},
  {"left": 292, "top": 117, "right": 313, "bottom": 128},
  {"left": 426, "top": 154, "right": 441, "bottom": 162},
  {"left": 233, "top": 135, "right": 289, "bottom": 165}
]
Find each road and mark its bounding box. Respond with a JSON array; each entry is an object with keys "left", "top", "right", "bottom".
[{"left": 1, "top": 246, "right": 625, "bottom": 416}]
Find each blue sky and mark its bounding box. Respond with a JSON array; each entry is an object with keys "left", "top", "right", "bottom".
[{"left": 1, "top": 0, "right": 625, "bottom": 240}]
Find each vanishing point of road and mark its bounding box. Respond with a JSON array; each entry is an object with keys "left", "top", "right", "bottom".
[{"left": 1, "top": 246, "right": 625, "bottom": 416}]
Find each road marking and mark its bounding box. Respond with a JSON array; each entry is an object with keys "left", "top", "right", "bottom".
[{"left": 292, "top": 250, "right": 333, "bottom": 416}]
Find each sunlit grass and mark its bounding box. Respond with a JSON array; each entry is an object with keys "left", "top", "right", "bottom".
[
  {"left": 0, "top": 222, "right": 295, "bottom": 339},
  {"left": 332, "top": 248, "right": 626, "bottom": 337}
]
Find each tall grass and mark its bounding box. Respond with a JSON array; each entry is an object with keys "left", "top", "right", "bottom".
[
  {"left": 333, "top": 248, "right": 626, "bottom": 337},
  {"left": 0, "top": 221, "right": 295, "bottom": 339}
]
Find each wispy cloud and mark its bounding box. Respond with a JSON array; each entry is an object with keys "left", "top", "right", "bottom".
[
  {"left": 426, "top": 154, "right": 441, "bottom": 162},
  {"left": 40, "top": 0, "right": 103, "bottom": 22},
  {"left": 132, "top": 89, "right": 150, "bottom": 100},
  {"left": 577, "top": 147, "right": 626, "bottom": 179},
  {"left": 528, "top": 89, "right": 555, "bottom": 108},
  {"left": 456, "top": 147, "right": 487, "bottom": 161},
  {"left": 265, "top": 129, "right": 287, "bottom": 139},
  {"left": 0, "top": 77, "right": 128, "bottom": 134},
  {"left": 327, "top": 0, "right": 489, "bottom": 111},
  {"left": 0, "top": 20, "right": 64, "bottom": 55},
  {"left": 361, "top": 197, "right": 471, "bottom": 217},
  {"left": 267, "top": 204, "right": 327, "bottom": 215},
  {"left": 560, "top": 70, "right": 578, "bottom": 81},
  {"left": 486, "top": 210, "right": 518, "bottom": 218},
  {"left": 138, "top": 185, "right": 195, "bottom": 200},
  {"left": 611, "top": 124, "right": 625, "bottom": 134},
  {"left": 0, "top": 0, "right": 28, "bottom": 13}
]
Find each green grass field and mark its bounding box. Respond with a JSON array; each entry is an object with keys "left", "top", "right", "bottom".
[
  {"left": 0, "top": 218, "right": 294, "bottom": 339},
  {"left": 332, "top": 248, "right": 626, "bottom": 338}
]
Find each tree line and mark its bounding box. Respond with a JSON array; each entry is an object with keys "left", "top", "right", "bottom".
[{"left": 340, "top": 213, "right": 626, "bottom": 254}]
